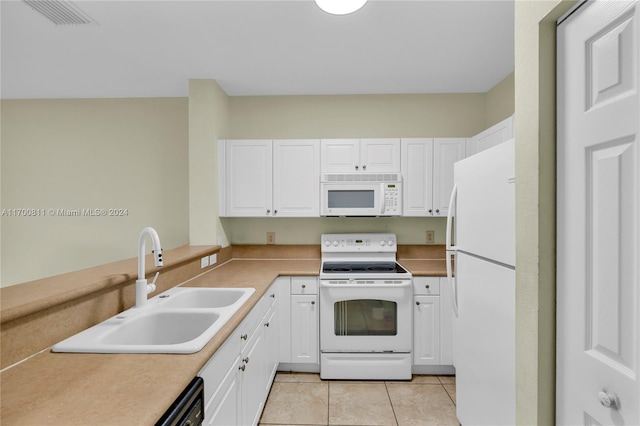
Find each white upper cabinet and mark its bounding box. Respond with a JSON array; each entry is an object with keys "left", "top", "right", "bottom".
[
  {"left": 273, "top": 140, "right": 320, "bottom": 217},
  {"left": 401, "top": 138, "right": 465, "bottom": 217},
  {"left": 219, "top": 139, "right": 320, "bottom": 217},
  {"left": 321, "top": 138, "right": 400, "bottom": 173},
  {"left": 467, "top": 115, "right": 514, "bottom": 157},
  {"left": 221, "top": 139, "right": 273, "bottom": 217}
]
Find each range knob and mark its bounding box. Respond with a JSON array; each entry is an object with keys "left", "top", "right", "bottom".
[
  {"left": 380, "top": 240, "right": 387, "bottom": 246},
  {"left": 332, "top": 240, "right": 339, "bottom": 247},
  {"left": 387, "top": 240, "right": 395, "bottom": 246},
  {"left": 324, "top": 240, "right": 331, "bottom": 247}
]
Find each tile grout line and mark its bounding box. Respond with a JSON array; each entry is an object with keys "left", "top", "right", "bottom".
[{"left": 384, "top": 381, "right": 400, "bottom": 426}]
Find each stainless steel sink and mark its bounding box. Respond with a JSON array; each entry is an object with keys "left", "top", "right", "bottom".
[{"left": 52, "top": 287, "right": 255, "bottom": 354}]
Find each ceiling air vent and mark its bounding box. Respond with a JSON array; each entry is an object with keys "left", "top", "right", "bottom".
[{"left": 23, "top": 0, "right": 96, "bottom": 26}]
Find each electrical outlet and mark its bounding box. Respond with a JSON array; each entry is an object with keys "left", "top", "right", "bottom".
[
  {"left": 426, "top": 230, "right": 435, "bottom": 244},
  {"left": 209, "top": 254, "right": 217, "bottom": 266},
  {"left": 200, "top": 256, "right": 209, "bottom": 269},
  {"left": 267, "top": 232, "right": 276, "bottom": 245}
]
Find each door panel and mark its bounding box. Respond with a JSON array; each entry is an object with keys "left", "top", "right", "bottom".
[{"left": 557, "top": 1, "right": 639, "bottom": 424}]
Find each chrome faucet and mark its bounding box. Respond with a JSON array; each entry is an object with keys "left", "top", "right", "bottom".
[{"left": 135, "top": 227, "right": 163, "bottom": 308}]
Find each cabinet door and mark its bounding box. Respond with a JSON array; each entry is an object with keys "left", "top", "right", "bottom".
[
  {"left": 225, "top": 140, "right": 273, "bottom": 217},
  {"left": 263, "top": 302, "right": 279, "bottom": 397},
  {"left": 291, "top": 294, "right": 318, "bottom": 364},
  {"left": 273, "top": 140, "right": 320, "bottom": 217},
  {"left": 321, "top": 139, "right": 359, "bottom": 173},
  {"left": 467, "top": 115, "right": 514, "bottom": 156},
  {"left": 413, "top": 295, "right": 440, "bottom": 365},
  {"left": 360, "top": 138, "right": 401, "bottom": 173},
  {"left": 240, "top": 325, "right": 266, "bottom": 426},
  {"left": 432, "top": 138, "right": 466, "bottom": 217},
  {"left": 401, "top": 138, "right": 433, "bottom": 216},
  {"left": 206, "top": 355, "right": 241, "bottom": 426}
]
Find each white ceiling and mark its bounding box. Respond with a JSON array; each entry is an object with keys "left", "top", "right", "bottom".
[{"left": 0, "top": 0, "right": 514, "bottom": 99}]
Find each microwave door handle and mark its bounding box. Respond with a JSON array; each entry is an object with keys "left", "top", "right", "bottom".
[{"left": 380, "top": 183, "right": 385, "bottom": 215}]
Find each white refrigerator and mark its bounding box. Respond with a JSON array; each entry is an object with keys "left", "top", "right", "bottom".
[{"left": 446, "top": 139, "right": 515, "bottom": 425}]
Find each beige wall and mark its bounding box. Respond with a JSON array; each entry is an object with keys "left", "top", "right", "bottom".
[
  {"left": 229, "top": 93, "right": 488, "bottom": 139},
  {"left": 1, "top": 98, "right": 189, "bottom": 286},
  {"left": 486, "top": 72, "right": 515, "bottom": 128},
  {"left": 188, "top": 80, "right": 231, "bottom": 247},
  {"left": 514, "top": 1, "right": 576, "bottom": 424}
]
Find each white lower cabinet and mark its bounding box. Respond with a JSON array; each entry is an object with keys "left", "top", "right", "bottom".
[
  {"left": 412, "top": 277, "right": 455, "bottom": 373},
  {"left": 200, "top": 285, "right": 279, "bottom": 426}
]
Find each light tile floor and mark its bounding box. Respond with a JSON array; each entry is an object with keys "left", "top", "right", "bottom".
[{"left": 259, "top": 373, "right": 458, "bottom": 426}]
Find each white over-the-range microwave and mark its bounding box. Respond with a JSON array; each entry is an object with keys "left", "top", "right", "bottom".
[{"left": 320, "top": 173, "right": 402, "bottom": 216}]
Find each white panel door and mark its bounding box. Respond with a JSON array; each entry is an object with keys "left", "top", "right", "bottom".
[
  {"left": 557, "top": 1, "right": 640, "bottom": 425},
  {"left": 321, "top": 139, "right": 359, "bottom": 173},
  {"left": 401, "top": 138, "right": 434, "bottom": 216},
  {"left": 433, "top": 138, "right": 466, "bottom": 217},
  {"left": 360, "top": 138, "right": 401, "bottom": 173},
  {"left": 225, "top": 140, "right": 273, "bottom": 217},
  {"left": 291, "top": 294, "right": 318, "bottom": 363},
  {"left": 413, "top": 295, "right": 440, "bottom": 365},
  {"left": 273, "top": 140, "right": 320, "bottom": 217}
]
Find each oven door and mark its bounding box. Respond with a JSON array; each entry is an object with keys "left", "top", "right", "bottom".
[{"left": 319, "top": 281, "right": 412, "bottom": 352}]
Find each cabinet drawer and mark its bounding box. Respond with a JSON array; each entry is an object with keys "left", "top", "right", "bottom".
[
  {"left": 413, "top": 277, "right": 440, "bottom": 295},
  {"left": 291, "top": 276, "right": 318, "bottom": 295}
]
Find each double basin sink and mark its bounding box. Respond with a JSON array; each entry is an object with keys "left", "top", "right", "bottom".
[{"left": 52, "top": 287, "right": 255, "bottom": 354}]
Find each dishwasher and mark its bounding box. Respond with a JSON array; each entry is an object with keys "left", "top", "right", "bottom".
[{"left": 156, "top": 377, "right": 204, "bottom": 426}]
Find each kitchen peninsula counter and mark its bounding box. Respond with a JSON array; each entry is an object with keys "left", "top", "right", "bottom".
[{"left": 1, "top": 253, "right": 446, "bottom": 425}]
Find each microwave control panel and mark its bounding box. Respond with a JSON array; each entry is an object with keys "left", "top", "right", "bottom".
[{"left": 383, "top": 183, "right": 401, "bottom": 215}]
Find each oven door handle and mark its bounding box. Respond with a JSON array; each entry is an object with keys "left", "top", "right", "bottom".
[{"left": 320, "top": 282, "right": 412, "bottom": 289}]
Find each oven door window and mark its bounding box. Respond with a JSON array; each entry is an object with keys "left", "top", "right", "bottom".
[
  {"left": 327, "top": 190, "right": 375, "bottom": 209},
  {"left": 334, "top": 299, "right": 397, "bottom": 336}
]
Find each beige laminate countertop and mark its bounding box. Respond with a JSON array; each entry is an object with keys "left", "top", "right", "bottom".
[{"left": 0, "top": 257, "right": 445, "bottom": 425}]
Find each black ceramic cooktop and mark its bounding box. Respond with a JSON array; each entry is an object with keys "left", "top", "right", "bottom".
[{"left": 321, "top": 261, "right": 407, "bottom": 274}]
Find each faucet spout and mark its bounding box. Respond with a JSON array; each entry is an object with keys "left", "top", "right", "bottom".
[{"left": 135, "top": 227, "right": 163, "bottom": 308}]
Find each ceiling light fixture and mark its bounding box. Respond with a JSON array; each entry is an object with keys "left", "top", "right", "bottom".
[{"left": 315, "top": 0, "right": 368, "bottom": 15}]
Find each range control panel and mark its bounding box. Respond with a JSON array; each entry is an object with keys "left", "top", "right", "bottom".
[{"left": 321, "top": 233, "right": 397, "bottom": 253}]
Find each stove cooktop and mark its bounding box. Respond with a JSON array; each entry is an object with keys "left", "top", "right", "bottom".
[{"left": 321, "top": 261, "right": 408, "bottom": 275}]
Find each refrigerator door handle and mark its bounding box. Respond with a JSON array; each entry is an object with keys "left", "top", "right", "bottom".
[
  {"left": 446, "top": 250, "right": 459, "bottom": 317},
  {"left": 446, "top": 183, "right": 459, "bottom": 317},
  {"left": 446, "top": 184, "right": 457, "bottom": 251}
]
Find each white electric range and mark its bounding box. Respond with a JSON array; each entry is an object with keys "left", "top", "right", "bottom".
[{"left": 319, "top": 233, "right": 413, "bottom": 380}]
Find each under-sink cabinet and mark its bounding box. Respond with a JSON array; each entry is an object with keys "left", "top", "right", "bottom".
[
  {"left": 412, "top": 277, "right": 455, "bottom": 374},
  {"left": 199, "top": 284, "right": 279, "bottom": 426}
]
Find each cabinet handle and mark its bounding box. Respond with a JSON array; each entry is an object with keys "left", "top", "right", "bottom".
[
  {"left": 274, "top": 209, "right": 278, "bottom": 214},
  {"left": 598, "top": 390, "right": 619, "bottom": 409},
  {"left": 435, "top": 209, "right": 440, "bottom": 213},
  {"left": 240, "top": 333, "right": 248, "bottom": 340},
  {"left": 270, "top": 293, "right": 275, "bottom": 298},
  {"left": 264, "top": 322, "right": 270, "bottom": 327},
  {"left": 416, "top": 301, "right": 420, "bottom": 306},
  {"left": 266, "top": 209, "right": 271, "bottom": 214},
  {"left": 311, "top": 301, "right": 315, "bottom": 305},
  {"left": 239, "top": 365, "right": 246, "bottom": 372},
  {"left": 362, "top": 165, "right": 367, "bottom": 170},
  {"left": 301, "top": 284, "right": 306, "bottom": 288},
  {"left": 425, "top": 285, "right": 430, "bottom": 289},
  {"left": 428, "top": 209, "right": 433, "bottom": 213},
  {"left": 355, "top": 165, "right": 359, "bottom": 170},
  {"left": 243, "top": 357, "right": 250, "bottom": 364}
]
